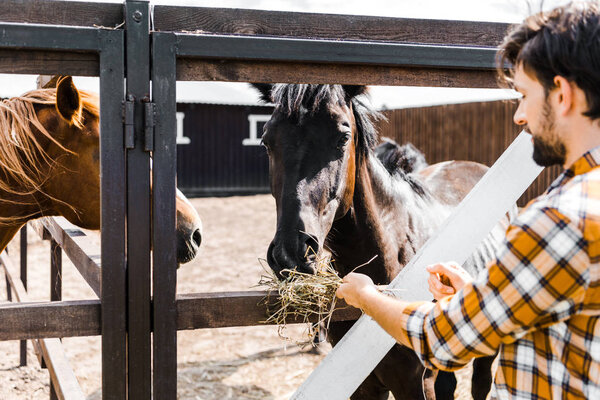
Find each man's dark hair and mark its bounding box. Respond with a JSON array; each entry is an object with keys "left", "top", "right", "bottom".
[{"left": 498, "top": 2, "right": 600, "bottom": 120}]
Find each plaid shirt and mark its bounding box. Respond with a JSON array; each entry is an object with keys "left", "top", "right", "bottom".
[{"left": 397, "top": 146, "right": 600, "bottom": 399}]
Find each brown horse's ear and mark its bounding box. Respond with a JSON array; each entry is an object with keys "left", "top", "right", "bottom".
[
  {"left": 342, "top": 85, "right": 368, "bottom": 101},
  {"left": 55, "top": 76, "right": 81, "bottom": 125},
  {"left": 250, "top": 83, "right": 274, "bottom": 103}
]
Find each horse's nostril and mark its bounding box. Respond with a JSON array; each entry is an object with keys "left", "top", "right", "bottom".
[
  {"left": 300, "top": 234, "right": 320, "bottom": 262},
  {"left": 192, "top": 229, "right": 202, "bottom": 248}
]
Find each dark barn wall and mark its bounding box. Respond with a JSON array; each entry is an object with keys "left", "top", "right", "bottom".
[
  {"left": 176, "top": 100, "right": 560, "bottom": 205},
  {"left": 378, "top": 100, "right": 562, "bottom": 206},
  {"left": 176, "top": 103, "right": 274, "bottom": 196}
]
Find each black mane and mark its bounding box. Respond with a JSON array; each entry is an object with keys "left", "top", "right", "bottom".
[
  {"left": 269, "top": 84, "right": 382, "bottom": 157},
  {"left": 375, "top": 138, "right": 428, "bottom": 174}
]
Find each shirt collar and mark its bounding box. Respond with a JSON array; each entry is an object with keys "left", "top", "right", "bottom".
[
  {"left": 546, "top": 145, "right": 600, "bottom": 193},
  {"left": 568, "top": 145, "right": 600, "bottom": 176}
]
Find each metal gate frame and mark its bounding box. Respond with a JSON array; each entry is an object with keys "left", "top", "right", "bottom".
[{"left": 0, "top": 4, "right": 127, "bottom": 399}]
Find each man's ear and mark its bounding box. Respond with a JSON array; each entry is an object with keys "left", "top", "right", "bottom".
[
  {"left": 250, "top": 83, "right": 274, "bottom": 103},
  {"left": 553, "top": 75, "right": 574, "bottom": 117},
  {"left": 55, "top": 76, "right": 81, "bottom": 124}
]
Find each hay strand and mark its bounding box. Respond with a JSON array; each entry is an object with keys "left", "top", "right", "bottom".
[{"left": 258, "top": 251, "right": 391, "bottom": 347}]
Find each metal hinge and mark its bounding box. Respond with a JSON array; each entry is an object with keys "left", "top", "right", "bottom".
[
  {"left": 142, "top": 97, "right": 155, "bottom": 152},
  {"left": 122, "top": 95, "right": 155, "bottom": 152},
  {"left": 123, "top": 94, "right": 135, "bottom": 149}
]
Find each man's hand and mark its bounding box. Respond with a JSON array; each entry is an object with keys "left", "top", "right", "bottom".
[
  {"left": 336, "top": 272, "right": 379, "bottom": 309},
  {"left": 426, "top": 262, "right": 473, "bottom": 301}
]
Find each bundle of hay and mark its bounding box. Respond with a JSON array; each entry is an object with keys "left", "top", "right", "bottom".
[{"left": 258, "top": 253, "right": 343, "bottom": 347}]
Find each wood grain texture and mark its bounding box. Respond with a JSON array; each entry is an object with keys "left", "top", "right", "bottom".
[
  {"left": 177, "top": 59, "right": 499, "bottom": 87},
  {"left": 155, "top": 6, "right": 509, "bottom": 46},
  {"left": 0, "top": 300, "right": 100, "bottom": 340},
  {"left": 0, "top": 49, "right": 98, "bottom": 76},
  {"left": 0, "top": 289, "right": 360, "bottom": 338},
  {"left": 0, "top": 0, "right": 123, "bottom": 28},
  {"left": 176, "top": 291, "right": 362, "bottom": 330}
]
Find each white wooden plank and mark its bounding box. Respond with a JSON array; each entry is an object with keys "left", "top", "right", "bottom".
[{"left": 292, "top": 131, "right": 543, "bottom": 400}]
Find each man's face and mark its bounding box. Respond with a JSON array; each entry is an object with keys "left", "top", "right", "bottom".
[{"left": 512, "top": 65, "right": 567, "bottom": 167}]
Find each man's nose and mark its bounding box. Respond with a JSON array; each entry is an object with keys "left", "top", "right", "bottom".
[{"left": 513, "top": 103, "right": 526, "bottom": 125}]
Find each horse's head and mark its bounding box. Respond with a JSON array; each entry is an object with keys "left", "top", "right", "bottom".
[
  {"left": 7, "top": 76, "right": 202, "bottom": 264},
  {"left": 253, "top": 84, "right": 378, "bottom": 277}
]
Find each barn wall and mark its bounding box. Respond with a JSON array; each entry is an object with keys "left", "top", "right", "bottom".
[
  {"left": 177, "top": 100, "right": 561, "bottom": 205},
  {"left": 377, "top": 100, "right": 562, "bottom": 206},
  {"left": 176, "top": 103, "right": 274, "bottom": 196}
]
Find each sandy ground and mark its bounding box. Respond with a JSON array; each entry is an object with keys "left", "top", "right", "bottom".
[{"left": 0, "top": 194, "right": 475, "bottom": 399}]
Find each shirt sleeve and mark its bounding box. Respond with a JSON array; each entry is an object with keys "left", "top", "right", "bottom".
[{"left": 395, "top": 206, "right": 591, "bottom": 371}]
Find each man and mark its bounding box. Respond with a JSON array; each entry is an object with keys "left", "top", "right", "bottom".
[{"left": 336, "top": 2, "right": 600, "bottom": 399}]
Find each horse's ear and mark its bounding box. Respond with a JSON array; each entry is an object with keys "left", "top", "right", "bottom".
[
  {"left": 342, "top": 85, "right": 368, "bottom": 100},
  {"left": 55, "top": 76, "right": 81, "bottom": 125},
  {"left": 250, "top": 83, "right": 273, "bottom": 103}
]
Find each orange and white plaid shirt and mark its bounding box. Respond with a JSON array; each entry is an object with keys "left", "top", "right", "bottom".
[{"left": 397, "top": 146, "right": 600, "bottom": 399}]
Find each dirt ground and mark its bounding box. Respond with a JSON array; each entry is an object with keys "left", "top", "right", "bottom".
[{"left": 0, "top": 194, "right": 474, "bottom": 399}]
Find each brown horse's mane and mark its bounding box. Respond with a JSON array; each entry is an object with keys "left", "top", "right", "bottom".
[
  {"left": 0, "top": 87, "right": 99, "bottom": 224},
  {"left": 270, "top": 84, "right": 382, "bottom": 157}
]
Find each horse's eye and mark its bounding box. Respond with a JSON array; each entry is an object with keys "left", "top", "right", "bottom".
[{"left": 337, "top": 134, "right": 351, "bottom": 149}]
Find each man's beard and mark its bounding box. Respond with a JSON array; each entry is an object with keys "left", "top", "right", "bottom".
[{"left": 530, "top": 100, "right": 567, "bottom": 167}]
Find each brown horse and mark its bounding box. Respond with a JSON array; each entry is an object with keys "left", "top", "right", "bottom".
[
  {"left": 253, "top": 83, "right": 509, "bottom": 400},
  {"left": 0, "top": 76, "right": 202, "bottom": 264}
]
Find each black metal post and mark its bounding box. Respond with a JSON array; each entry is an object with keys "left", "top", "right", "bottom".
[
  {"left": 98, "top": 28, "right": 127, "bottom": 400},
  {"left": 151, "top": 32, "right": 178, "bottom": 399},
  {"left": 125, "top": 1, "right": 152, "bottom": 399}
]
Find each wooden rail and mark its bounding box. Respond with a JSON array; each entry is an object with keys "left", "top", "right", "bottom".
[{"left": 0, "top": 289, "right": 361, "bottom": 341}]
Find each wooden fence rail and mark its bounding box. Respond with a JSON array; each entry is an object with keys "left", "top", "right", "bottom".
[{"left": 0, "top": 219, "right": 361, "bottom": 342}]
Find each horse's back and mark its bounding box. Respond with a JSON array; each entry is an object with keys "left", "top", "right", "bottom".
[
  {"left": 418, "top": 160, "right": 488, "bottom": 206},
  {"left": 418, "top": 160, "right": 515, "bottom": 276}
]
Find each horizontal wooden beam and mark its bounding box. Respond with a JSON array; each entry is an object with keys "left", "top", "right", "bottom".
[
  {"left": 0, "top": 49, "right": 99, "bottom": 76},
  {"left": 0, "top": 300, "right": 100, "bottom": 340},
  {"left": 154, "top": 6, "right": 509, "bottom": 47},
  {"left": 0, "top": 0, "right": 123, "bottom": 28},
  {"left": 177, "top": 59, "right": 499, "bottom": 87},
  {"left": 0, "top": 291, "right": 361, "bottom": 340},
  {"left": 176, "top": 291, "right": 362, "bottom": 330}
]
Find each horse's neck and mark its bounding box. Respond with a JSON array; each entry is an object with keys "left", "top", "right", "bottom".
[
  {"left": 328, "top": 155, "right": 443, "bottom": 283},
  {"left": 0, "top": 224, "right": 23, "bottom": 254},
  {"left": 0, "top": 187, "right": 43, "bottom": 253}
]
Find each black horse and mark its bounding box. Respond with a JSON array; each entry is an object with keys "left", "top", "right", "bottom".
[{"left": 254, "top": 83, "right": 507, "bottom": 400}]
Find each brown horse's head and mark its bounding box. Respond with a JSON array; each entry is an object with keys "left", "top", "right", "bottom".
[
  {"left": 253, "top": 84, "right": 379, "bottom": 277},
  {"left": 0, "top": 76, "right": 202, "bottom": 263}
]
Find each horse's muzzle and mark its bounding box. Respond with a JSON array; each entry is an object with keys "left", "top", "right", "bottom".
[
  {"left": 267, "top": 238, "right": 317, "bottom": 279},
  {"left": 177, "top": 225, "right": 202, "bottom": 264}
]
